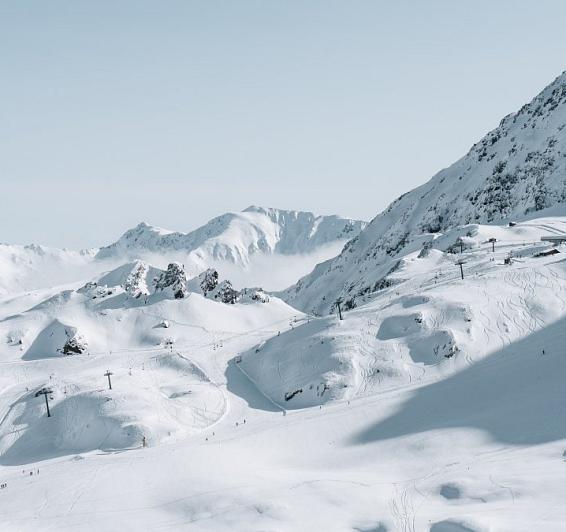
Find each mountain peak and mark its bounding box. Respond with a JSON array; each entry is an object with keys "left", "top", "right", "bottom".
[
  {"left": 242, "top": 205, "right": 265, "bottom": 213},
  {"left": 97, "top": 208, "right": 367, "bottom": 264},
  {"left": 134, "top": 221, "right": 151, "bottom": 230},
  {"left": 282, "top": 69, "right": 566, "bottom": 315},
  {"left": 124, "top": 222, "right": 176, "bottom": 238},
  {"left": 242, "top": 205, "right": 299, "bottom": 216}
]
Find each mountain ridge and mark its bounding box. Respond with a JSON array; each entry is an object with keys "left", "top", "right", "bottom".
[
  {"left": 96, "top": 206, "right": 367, "bottom": 266},
  {"left": 281, "top": 70, "right": 566, "bottom": 314},
  {"left": 0, "top": 207, "right": 366, "bottom": 295}
]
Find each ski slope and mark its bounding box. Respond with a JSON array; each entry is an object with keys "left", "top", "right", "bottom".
[{"left": 2, "top": 217, "right": 566, "bottom": 530}]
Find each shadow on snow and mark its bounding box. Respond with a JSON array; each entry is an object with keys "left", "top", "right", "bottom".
[
  {"left": 225, "top": 359, "right": 282, "bottom": 413},
  {"left": 350, "top": 315, "right": 566, "bottom": 446}
]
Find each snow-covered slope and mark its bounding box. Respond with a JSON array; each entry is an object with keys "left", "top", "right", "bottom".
[
  {"left": 7, "top": 72, "right": 566, "bottom": 532},
  {"left": 4, "top": 214, "right": 566, "bottom": 531},
  {"left": 282, "top": 71, "right": 566, "bottom": 314},
  {"left": 0, "top": 260, "right": 301, "bottom": 464},
  {"left": 244, "top": 216, "right": 566, "bottom": 409},
  {"left": 0, "top": 244, "right": 97, "bottom": 295},
  {"left": 97, "top": 206, "right": 366, "bottom": 267}
]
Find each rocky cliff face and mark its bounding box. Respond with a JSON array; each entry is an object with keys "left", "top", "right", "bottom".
[
  {"left": 198, "top": 268, "right": 219, "bottom": 296},
  {"left": 123, "top": 261, "right": 150, "bottom": 298},
  {"left": 282, "top": 71, "right": 566, "bottom": 315},
  {"left": 154, "top": 263, "right": 188, "bottom": 299},
  {"left": 187, "top": 267, "right": 269, "bottom": 305}
]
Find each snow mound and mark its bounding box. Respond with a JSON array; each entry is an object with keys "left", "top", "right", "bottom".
[
  {"left": 0, "top": 352, "right": 225, "bottom": 465},
  {"left": 23, "top": 320, "right": 87, "bottom": 360},
  {"left": 239, "top": 318, "right": 349, "bottom": 409},
  {"left": 0, "top": 387, "right": 141, "bottom": 465}
]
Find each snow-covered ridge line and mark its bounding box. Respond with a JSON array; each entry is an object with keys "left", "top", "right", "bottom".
[
  {"left": 0, "top": 207, "right": 366, "bottom": 296},
  {"left": 282, "top": 70, "right": 566, "bottom": 315},
  {"left": 96, "top": 206, "right": 367, "bottom": 264}
]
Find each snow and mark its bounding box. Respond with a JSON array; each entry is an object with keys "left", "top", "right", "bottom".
[
  {"left": 2, "top": 213, "right": 566, "bottom": 530},
  {"left": 282, "top": 71, "right": 566, "bottom": 315},
  {"left": 0, "top": 244, "right": 98, "bottom": 295},
  {"left": 4, "top": 75, "right": 566, "bottom": 531},
  {"left": 0, "top": 207, "right": 365, "bottom": 299},
  {"left": 96, "top": 207, "right": 367, "bottom": 288}
]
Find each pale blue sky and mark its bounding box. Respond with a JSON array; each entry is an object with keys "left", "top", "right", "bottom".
[{"left": 1, "top": 1, "right": 566, "bottom": 248}]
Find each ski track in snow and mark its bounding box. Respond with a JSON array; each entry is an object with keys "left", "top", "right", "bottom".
[{"left": 3, "top": 219, "right": 566, "bottom": 529}]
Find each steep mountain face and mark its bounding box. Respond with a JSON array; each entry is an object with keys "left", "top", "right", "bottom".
[
  {"left": 282, "top": 71, "right": 566, "bottom": 314},
  {"left": 154, "top": 262, "right": 188, "bottom": 299},
  {"left": 96, "top": 206, "right": 367, "bottom": 266}
]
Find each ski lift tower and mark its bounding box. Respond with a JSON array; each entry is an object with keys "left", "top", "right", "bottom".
[
  {"left": 335, "top": 298, "right": 343, "bottom": 321},
  {"left": 104, "top": 370, "right": 113, "bottom": 390},
  {"left": 35, "top": 387, "right": 53, "bottom": 418},
  {"left": 456, "top": 258, "right": 466, "bottom": 280}
]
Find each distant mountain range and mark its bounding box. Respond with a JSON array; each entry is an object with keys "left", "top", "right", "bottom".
[
  {"left": 0, "top": 207, "right": 366, "bottom": 295},
  {"left": 96, "top": 206, "right": 366, "bottom": 266}
]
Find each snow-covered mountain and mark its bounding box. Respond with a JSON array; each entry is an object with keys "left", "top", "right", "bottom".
[
  {"left": 8, "top": 71, "right": 566, "bottom": 532},
  {"left": 97, "top": 206, "right": 366, "bottom": 266},
  {"left": 0, "top": 244, "right": 97, "bottom": 295},
  {"left": 5, "top": 211, "right": 566, "bottom": 530},
  {"left": 249, "top": 216, "right": 566, "bottom": 408},
  {"left": 1, "top": 259, "right": 291, "bottom": 365},
  {"left": 0, "top": 207, "right": 366, "bottom": 296},
  {"left": 282, "top": 71, "right": 566, "bottom": 315}
]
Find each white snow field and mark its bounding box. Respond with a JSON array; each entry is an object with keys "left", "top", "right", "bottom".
[
  {"left": 5, "top": 73, "right": 566, "bottom": 531},
  {"left": 2, "top": 216, "right": 566, "bottom": 530},
  {"left": 0, "top": 245, "right": 98, "bottom": 296}
]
